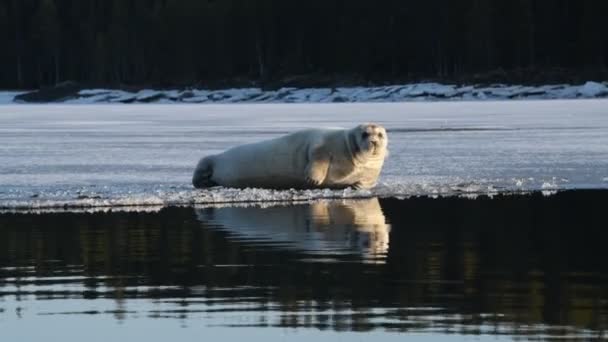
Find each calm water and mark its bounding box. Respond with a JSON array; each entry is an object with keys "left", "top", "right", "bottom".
[{"left": 1, "top": 191, "right": 607, "bottom": 341}]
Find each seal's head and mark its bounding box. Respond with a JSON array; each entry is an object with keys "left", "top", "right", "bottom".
[{"left": 351, "top": 123, "right": 388, "bottom": 157}]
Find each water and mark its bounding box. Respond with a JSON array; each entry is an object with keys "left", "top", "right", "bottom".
[
  {"left": 1, "top": 101, "right": 608, "bottom": 210},
  {"left": 1, "top": 191, "right": 607, "bottom": 341}
]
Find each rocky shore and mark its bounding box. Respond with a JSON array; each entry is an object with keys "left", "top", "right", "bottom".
[{"left": 3, "top": 81, "right": 608, "bottom": 104}]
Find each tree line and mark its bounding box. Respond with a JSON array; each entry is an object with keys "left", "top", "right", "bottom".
[{"left": 1, "top": 0, "right": 607, "bottom": 89}]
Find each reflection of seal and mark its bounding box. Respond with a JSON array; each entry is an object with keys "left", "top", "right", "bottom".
[
  {"left": 194, "top": 198, "right": 391, "bottom": 260},
  {"left": 192, "top": 124, "right": 388, "bottom": 189}
]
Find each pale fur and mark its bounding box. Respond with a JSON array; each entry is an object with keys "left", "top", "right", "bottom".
[{"left": 193, "top": 123, "right": 388, "bottom": 189}]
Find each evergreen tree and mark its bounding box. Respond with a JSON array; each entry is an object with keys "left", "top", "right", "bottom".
[
  {"left": 32, "top": 0, "right": 61, "bottom": 84},
  {"left": 0, "top": 2, "right": 8, "bottom": 87},
  {"left": 0, "top": 0, "right": 607, "bottom": 89}
]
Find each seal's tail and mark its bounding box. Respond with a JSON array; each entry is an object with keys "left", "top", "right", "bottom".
[{"left": 192, "top": 157, "right": 217, "bottom": 188}]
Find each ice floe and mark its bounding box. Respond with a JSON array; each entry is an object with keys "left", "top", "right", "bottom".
[{"left": 1, "top": 100, "right": 607, "bottom": 212}]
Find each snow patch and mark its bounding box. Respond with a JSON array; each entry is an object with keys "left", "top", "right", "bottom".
[
  {"left": 541, "top": 179, "right": 559, "bottom": 190},
  {"left": 0, "top": 91, "right": 27, "bottom": 104},
  {"left": 2, "top": 81, "right": 604, "bottom": 104},
  {"left": 79, "top": 89, "right": 111, "bottom": 96},
  {"left": 578, "top": 81, "right": 608, "bottom": 98},
  {"left": 4, "top": 81, "right": 608, "bottom": 105}
]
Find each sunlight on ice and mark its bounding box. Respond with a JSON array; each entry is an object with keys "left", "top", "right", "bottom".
[{"left": 1, "top": 100, "right": 607, "bottom": 212}]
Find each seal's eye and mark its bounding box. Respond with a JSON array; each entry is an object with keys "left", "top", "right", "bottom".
[
  {"left": 362, "top": 132, "right": 369, "bottom": 139},
  {"left": 378, "top": 133, "right": 384, "bottom": 138}
]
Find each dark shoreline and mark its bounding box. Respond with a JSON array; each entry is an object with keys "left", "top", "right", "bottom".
[{"left": 4, "top": 67, "right": 608, "bottom": 91}]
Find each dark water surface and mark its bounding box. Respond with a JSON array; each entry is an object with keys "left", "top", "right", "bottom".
[{"left": 1, "top": 191, "right": 607, "bottom": 341}]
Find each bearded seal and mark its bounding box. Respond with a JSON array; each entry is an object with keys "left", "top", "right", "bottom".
[{"left": 192, "top": 123, "right": 388, "bottom": 189}]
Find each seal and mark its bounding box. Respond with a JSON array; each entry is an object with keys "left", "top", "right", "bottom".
[{"left": 192, "top": 123, "right": 388, "bottom": 189}]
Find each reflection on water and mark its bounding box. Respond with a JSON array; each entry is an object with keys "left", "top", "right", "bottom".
[
  {"left": 196, "top": 199, "right": 390, "bottom": 262},
  {"left": 1, "top": 191, "right": 608, "bottom": 340}
]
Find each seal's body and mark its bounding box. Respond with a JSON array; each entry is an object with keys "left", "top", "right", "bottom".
[{"left": 192, "top": 124, "right": 388, "bottom": 190}]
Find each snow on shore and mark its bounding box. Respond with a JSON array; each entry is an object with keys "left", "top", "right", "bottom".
[
  {"left": 1, "top": 81, "right": 607, "bottom": 104},
  {"left": 0, "top": 91, "right": 27, "bottom": 104}
]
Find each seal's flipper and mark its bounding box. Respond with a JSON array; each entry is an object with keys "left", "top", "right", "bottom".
[{"left": 304, "top": 146, "right": 330, "bottom": 188}]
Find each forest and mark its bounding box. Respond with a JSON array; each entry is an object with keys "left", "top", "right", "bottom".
[{"left": 1, "top": 0, "right": 607, "bottom": 89}]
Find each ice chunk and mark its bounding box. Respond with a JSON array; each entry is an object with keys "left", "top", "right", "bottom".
[
  {"left": 0, "top": 91, "right": 26, "bottom": 104},
  {"left": 307, "top": 88, "right": 332, "bottom": 102},
  {"left": 79, "top": 89, "right": 112, "bottom": 96},
  {"left": 550, "top": 85, "right": 579, "bottom": 99},
  {"left": 578, "top": 81, "right": 608, "bottom": 97},
  {"left": 541, "top": 181, "right": 558, "bottom": 189},
  {"left": 101, "top": 90, "right": 137, "bottom": 103}
]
